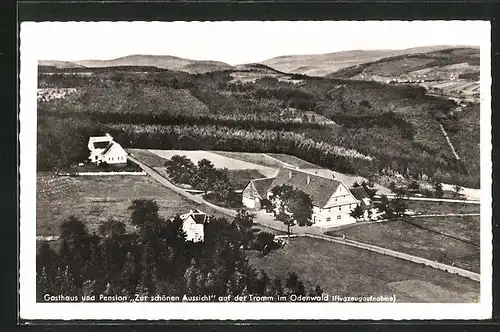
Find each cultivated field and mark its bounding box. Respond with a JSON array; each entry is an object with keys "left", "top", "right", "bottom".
[
  {"left": 266, "top": 153, "right": 323, "bottom": 169},
  {"left": 147, "top": 150, "right": 279, "bottom": 177},
  {"left": 248, "top": 237, "right": 479, "bottom": 302},
  {"left": 212, "top": 151, "right": 286, "bottom": 168},
  {"left": 36, "top": 173, "right": 204, "bottom": 236},
  {"left": 127, "top": 149, "right": 168, "bottom": 167},
  {"left": 328, "top": 217, "right": 480, "bottom": 273}
]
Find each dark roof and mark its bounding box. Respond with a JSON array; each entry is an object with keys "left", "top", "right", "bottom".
[
  {"left": 350, "top": 187, "right": 370, "bottom": 201},
  {"left": 93, "top": 141, "right": 110, "bottom": 149},
  {"left": 101, "top": 142, "right": 114, "bottom": 156},
  {"left": 350, "top": 187, "right": 371, "bottom": 207},
  {"left": 269, "top": 168, "right": 341, "bottom": 208},
  {"left": 251, "top": 177, "right": 275, "bottom": 199},
  {"left": 192, "top": 213, "right": 207, "bottom": 224}
]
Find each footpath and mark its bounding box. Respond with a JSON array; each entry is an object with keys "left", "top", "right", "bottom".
[{"left": 128, "top": 154, "right": 480, "bottom": 283}]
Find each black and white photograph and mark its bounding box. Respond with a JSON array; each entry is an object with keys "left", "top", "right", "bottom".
[{"left": 19, "top": 20, "right": 491, "bottom": 320}]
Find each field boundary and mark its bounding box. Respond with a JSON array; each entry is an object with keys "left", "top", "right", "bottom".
[
  {"left": 383, "top": 195, "right": 480, "bottom": 204},
  {"left": 411, "top": 213, "right": 480, "bottom": 218},
  {"left": 263, "top": 154, "right": 298, "bottom": 169},
  {"left": 401, "top": 217, "right": 479, "bottom": 247},
  {"left": 75, "top": 171, "right": 146, "bottom": 176},
  {"left": 294, "top": 233, "right": 480, "bottom": 282}
]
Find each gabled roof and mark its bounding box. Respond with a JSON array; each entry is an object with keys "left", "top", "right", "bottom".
[
  {"left": 350, "top": 187, "right": 370, "bottom": 201},
  {"left": 250, "top": 177, "right": 275, "bottom": 199},
  {"left": 269, "top": 168, "right": 341, "bottom": 208},
  {"left": 101, "top": 142, "right": 114, "bottom": 155},
  {"left": 93, "top": 141, "right": 110, "bottom": 149},
  {"left": 192, "top": 213, "right": 207, "bottom": 224}
]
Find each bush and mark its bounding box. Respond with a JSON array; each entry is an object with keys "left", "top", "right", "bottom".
[{"left": 251, "top": 231, "right": 282, "bottom": 255}]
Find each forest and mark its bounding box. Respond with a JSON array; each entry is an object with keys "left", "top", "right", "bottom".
[
  {"left": 37, "top": 67, "right": 479, "bottom": 188},
  {"left": 37, "top": 200, "right": 321, "bottom": 301}
]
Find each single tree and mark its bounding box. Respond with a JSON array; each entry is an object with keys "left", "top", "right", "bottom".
[
  {"left": 128, "top": 199, "right": 160, "bottom": 227},
  {"left": 60, "top": 216, "right": 88, "bottom": 243},
  {"left": 233, "top": 209, "right": 255, "bottom": 248},
  {"left": 307, "top": 284, "right": 324, "bottom": 297},
  {"left": 269, "top": 185, "right": 313, "bottom": 238},
  {"left": 391, "top": 198, "right": 408, "bottom": 218},
  {"left": 212, "top": 172, "right": 234, "bottom": 202},
  {"left": 350, "top": 204, "right": 365, "bottom": 222},
  {"left": 375, "top": 194, "right": 395, "bottom": 219},
  {"left": 453, "top": 184, "right": 463, "bottom": 199},
  {"left": 269, "top": 277, "right": 284, "bottom": 297},
  {"left": 434, "top": 182, "right": 444, "bottom": 200},
  {"left": 98, "top": 218, "right": 126, "bottom": 238},
  {"left": 164, "top": 155, "right": 197, "bottom": 185},
  {"left": 284, "top": 272, "right": 306, "bottom": 296}
]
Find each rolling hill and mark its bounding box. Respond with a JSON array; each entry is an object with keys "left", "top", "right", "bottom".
[
  {"left": 39, "top": 55, "right": 233, "bottom": 74},
  {"left": 260, "top": 45, "right": 477, "bottom": 77},
  {"left": 38, "top": 60, "right": 87, "bottom": 69},
  {"left": 36, "top": 47, "right": 480, "bottom": 188},
  {"left": 329, "top": 47, "right": 480, "bottom": 102}
]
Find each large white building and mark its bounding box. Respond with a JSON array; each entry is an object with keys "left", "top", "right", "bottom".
[
  {"left": 87, "top": 134, "right": 128, "bottom": 165},
  {"left": 242, "top": 167, "right": 372, "bottom": 227}
]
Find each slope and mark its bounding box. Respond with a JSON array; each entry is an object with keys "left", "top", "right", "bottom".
[
  {"left": 38, "top": 60, "right": 87, "bottom": 69},
  {"left": 72, "top": 54, "right": 233, "bottom": 74},
  {"left": 260, "top": 45, "right": 466, "bottom": 77}
]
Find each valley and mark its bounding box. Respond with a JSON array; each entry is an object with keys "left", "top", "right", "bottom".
[{"left": 37, "top": 46, "right": 480, "bottom": 189}]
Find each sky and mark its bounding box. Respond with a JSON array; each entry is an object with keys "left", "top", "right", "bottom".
[{"left": 23, "top": 21, "right": 488, "bottom": 65}]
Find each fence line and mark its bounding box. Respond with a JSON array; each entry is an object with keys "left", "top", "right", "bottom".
[
  {"left": 299, "top": 233, "right": 480, "bottom": 282},
  {"left": 75, "top": 171, "right": 146, "bottom": 176}
]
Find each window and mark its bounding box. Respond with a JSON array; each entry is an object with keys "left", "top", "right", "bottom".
[
  {"left": 337, "top": 215, "right": 342, "bottom": 220},
  {"left": 326, "top": 217, "right": 331, "bottom": 222},
  {"left": 339, "top": 206, "right": 341, "bottom": 211}
]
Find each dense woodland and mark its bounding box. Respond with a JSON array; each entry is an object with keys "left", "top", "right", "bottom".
[
  {"left": 37, "top": 68, "right": 479, "bottom": 187},
  {"left": 37, "top": 200, "right": 320, "bottom": 301}
]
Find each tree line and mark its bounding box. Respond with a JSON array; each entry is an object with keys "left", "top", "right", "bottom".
[{"left": 37, "top": 67, "right": 479, "bottom": 188}]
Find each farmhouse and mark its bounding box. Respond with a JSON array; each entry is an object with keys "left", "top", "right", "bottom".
[
  {"left": 88, "top": 134, "right": 128, "bottom": 165},
  {"left": 179, "top": 209, "right": 209, "bottom": 242},
  {"left": 242, "top": 168, "right": 365, "bottom": 227}
]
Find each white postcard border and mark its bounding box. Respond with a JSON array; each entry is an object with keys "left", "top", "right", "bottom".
[{"left": 19, "top": 20, "right": 492, "bottom": 320}]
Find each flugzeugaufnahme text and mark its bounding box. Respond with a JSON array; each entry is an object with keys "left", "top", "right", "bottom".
[{"left": 43, "top": 293, "right": 395, "bottom": 303}]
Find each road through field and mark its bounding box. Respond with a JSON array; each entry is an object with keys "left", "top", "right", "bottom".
[{"left": 128, "top": 155, "right": 237, "bottom": 218}]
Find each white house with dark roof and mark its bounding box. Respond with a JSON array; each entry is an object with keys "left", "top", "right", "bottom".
[
  {"left": 242, "top": 167, "right": 363, "bottom": 227},
  {"left": 179, "top": 209, "right": 209, "bottom": 242},
  {"left": 88, "top": 133, "right": 128, "bottom": 165}
]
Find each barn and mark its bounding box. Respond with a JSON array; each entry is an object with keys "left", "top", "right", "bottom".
[{"left": 241, "top": 177, "right": 274, "bottom": 210}]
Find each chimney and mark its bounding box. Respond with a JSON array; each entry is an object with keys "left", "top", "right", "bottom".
[
  {"left": 306, "top": 175, "right": 311, "bottom": 185},
  {"left": 288, "top": 170, "right": 292, "bottom": 179}
]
